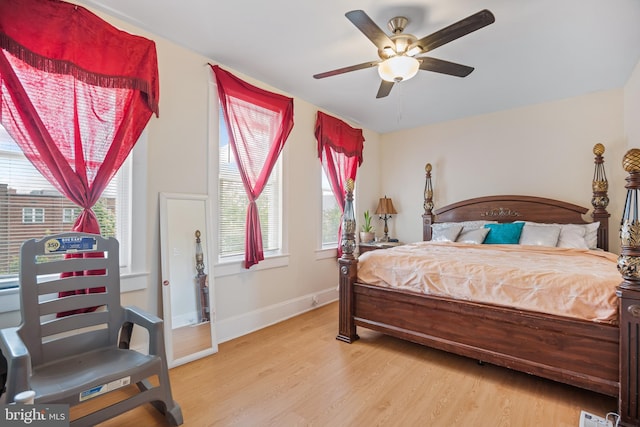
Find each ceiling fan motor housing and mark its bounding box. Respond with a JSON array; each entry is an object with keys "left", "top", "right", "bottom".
[
  {"left": 376, "top": 17, "right": 417, "bottom": 59},
  {"left": 387, "top": 16, "right": 408, "bottom": 34}
]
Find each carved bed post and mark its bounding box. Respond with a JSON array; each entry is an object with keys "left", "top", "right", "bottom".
[
  {"left": 337, "top": 179, "right": 359, "bottom": 343},
  {"left": 617, "top": 148, "right": 640, "bottom": 426},
  {"left": 423, "top": 163, "right": 435, "bottom": 241},
  {"left": 592, "top": 143, "right": 610, "bottom": 251}
]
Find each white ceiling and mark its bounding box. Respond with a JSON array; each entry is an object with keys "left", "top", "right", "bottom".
[{"left": 78, "top": 0, "right": 640, "bottom": 134}]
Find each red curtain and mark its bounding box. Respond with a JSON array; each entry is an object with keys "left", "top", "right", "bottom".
[
  {"left": 211, "top": 65, "right": 294, "bottom": 269},
  {"left": 315, "top": 111, "right": 364, "bottom": 256},
  {"left": 0, "top": 0, "right": 159, "bottom": 312}
]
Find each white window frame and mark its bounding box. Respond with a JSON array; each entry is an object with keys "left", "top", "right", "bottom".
[
  {"left": 319, "top": 167, "right": 339, "bottom": 250},
  {"left": 208, "top": 79, "right": 289, "bottom": 277},
  {"left": 316, "top": 165, "right": 339, "bottom": 260},
  {"left": 62, "top": 207, "right": 81, "bottom": 224},
  {"left": 22, "top": 207, "right": 45, "bottom": 224}
]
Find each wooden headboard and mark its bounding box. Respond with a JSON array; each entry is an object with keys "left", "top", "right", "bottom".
[{"left": 422, "top": 145, "right": 611, "bottom": 250}]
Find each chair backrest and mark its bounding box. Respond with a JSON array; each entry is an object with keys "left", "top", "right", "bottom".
[{"left": 17, "top": 233, "right": 125, "bottom": 367}]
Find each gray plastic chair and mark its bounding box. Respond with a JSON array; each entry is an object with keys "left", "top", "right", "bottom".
[{"left": 0, "top": 232, "right": 183, "bottom": 426}]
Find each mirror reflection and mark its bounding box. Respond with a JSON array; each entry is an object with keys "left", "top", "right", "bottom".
[{"left": 159, "top": 193, "right": 217, "bottom": 367}]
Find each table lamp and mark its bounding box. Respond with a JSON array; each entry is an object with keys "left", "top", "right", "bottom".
[{"left": 375, "top": 196, "right": 397, "bottom": 242}]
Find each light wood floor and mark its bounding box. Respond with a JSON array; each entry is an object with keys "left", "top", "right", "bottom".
[{"left": 78, "top": 302, "right": 615, "bottom": 426}]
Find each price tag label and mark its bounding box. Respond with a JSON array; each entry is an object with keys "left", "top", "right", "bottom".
[{"left": 45, "top": 236, "right": 97, "bottom": 254}]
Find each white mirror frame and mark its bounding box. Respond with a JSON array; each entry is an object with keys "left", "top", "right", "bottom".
[{"left": 159, "top": 192, "right": 217, "bottom": 368}]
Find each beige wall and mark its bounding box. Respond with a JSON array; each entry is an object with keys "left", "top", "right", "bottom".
[
  {"left": 625, "top": 59, "right": 640, "bottom": 149},
  {"left": 379, "top": 90, "right": 627, "bottom": 253}
]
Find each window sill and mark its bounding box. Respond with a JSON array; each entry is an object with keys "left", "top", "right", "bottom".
[
  {"left": 315, "top": 247, "right": 338, "bottom": 260},
  {"left": 214, "top": 253, "right": 290, "bottom": 278},
  {"left": 121, "top": 271, "right": 150, "bottom": 293}
]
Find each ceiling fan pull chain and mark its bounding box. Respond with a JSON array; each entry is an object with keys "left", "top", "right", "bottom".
[{"left": 396, "top": 82, "right": 403, "bottom": 124}]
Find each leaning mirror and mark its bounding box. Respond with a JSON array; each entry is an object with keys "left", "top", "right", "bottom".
[{"left": 159, "top": 192, "right": 217, "bottom": 368}]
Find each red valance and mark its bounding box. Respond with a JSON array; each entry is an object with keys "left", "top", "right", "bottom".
[
  {"left": 315, "top": 111, "right": 364, "bottom": 166},
  {"left": 0, "top": 0, "right": 159, "bottom": 116}
]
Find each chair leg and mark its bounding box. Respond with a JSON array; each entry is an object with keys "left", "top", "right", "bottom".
[
  {"left": 136, "top": 378, "right": 183, "bottom": 426},
  {"left": 165, "top": 403, "right": 184, "bottom": 426}
]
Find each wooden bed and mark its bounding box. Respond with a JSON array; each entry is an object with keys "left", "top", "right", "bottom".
[{"left": 337, "top": 145, "right": 640, "bottom": 426}]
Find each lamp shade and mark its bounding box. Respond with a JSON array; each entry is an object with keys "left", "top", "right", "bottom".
[
  {"left": 377, "top": 56, "right": 419, "bottom": 82},
  {"left": 375, "top": 197, "right": 397, "bottom": 215}
]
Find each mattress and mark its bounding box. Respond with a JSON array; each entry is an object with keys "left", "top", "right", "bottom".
[{"left": 357, "top": 241, "right": 620, "bottom": 324}]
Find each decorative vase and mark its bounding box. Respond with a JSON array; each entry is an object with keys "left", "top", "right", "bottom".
[{"left": 359, "top": 231, "right": 375, "bottom": 243}]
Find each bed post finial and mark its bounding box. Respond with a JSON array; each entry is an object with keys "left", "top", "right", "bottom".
[
  {"left": 591, "top": 144, "right": 610, "bottom": 251},
  {"left": 423, "top": 163, "right": 435, "bottom": 241},
  {"left": 341, "top": 178, "right": 356, "bottom": 259},
  {"left": 617, "top": 148, "right": 640, "bottom": 426}
]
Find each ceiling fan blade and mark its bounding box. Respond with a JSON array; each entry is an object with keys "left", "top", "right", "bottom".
[
  {"left": 313, "top": 60, "right": 379, "bottom": 79},
  {"left": 376, "top": 80, "right": 394, "bottom": 98},
  {"left": 409, "top": 9, "right": 495, "bottom": 55},
  {"left": 345, "top": 10, "right": 395, "bottom": 51},
  {"left": 418, "top": 57, "right": 474, "bottom": 77}
]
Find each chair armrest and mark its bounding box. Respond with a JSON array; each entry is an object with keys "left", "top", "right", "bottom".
[
  {"left": 123, "top": 306, "right": 165, "bottom": 357},
  {"left": 124, "top": 305, "right": 162, "bottom": 329},
  {"left": 0, "top": 327, "right": 31, "bottom": 403}
]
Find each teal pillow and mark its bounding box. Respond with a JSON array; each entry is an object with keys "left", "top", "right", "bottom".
[{"left": 483, "top": 222, "right": 525, "bottom": 244}]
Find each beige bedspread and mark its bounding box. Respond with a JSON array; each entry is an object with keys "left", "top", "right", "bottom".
[{"left": 357, "top": 242, "right": 620, "bottom": 324}]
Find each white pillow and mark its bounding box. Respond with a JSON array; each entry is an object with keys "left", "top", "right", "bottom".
[
  {"left": 432, "top": 221, "right": 496, "bottom": 243},
  {"left": 456, "top": 227, "right": 490, "bottom": 244},
  {"left": 556, "top": 224, "right": 588, "bottom": 249},
  {"left": 518, "top": 221, "right": 598, "bottom": 249},
  {"left": 431, "top": 224, "right": 463, "bottom": 242},
  {"left": 434, "top": 220, "right": 495, "bottom": 230},
  {"left": 456, "top": 220, "right": 495, "bottom": 230},
  {"left": 582, "top": 222, "right": 600, "bottom": 249},
  {"left": 519, "top": 223, "right": 561, "bottom": 247}
]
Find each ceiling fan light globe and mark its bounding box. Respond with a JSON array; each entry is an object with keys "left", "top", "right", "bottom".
[{"left": 378, "top": 56, "right": 419, "bottom": 82}]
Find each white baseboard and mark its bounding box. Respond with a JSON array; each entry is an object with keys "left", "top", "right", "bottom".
[{"left": 216, "top": 287, "right": 338, "bottom": 344}]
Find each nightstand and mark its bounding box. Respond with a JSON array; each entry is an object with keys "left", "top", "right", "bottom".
[{"left": 358, "top": 241, "right": 403, "bottom": 254}]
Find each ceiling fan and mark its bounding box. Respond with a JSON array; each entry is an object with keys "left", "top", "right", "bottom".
[{"left": 313, "top": 9, "right": 495, "bottom": 98}]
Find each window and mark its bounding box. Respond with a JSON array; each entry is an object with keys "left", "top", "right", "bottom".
[
  {"left": 217, "top": 108, "right": 282, "bottom": 259},
  {"left": 321, "top": 168, "right": 340, "bottom": 248},
  {"left": 62, "top": 208, "right": 81, "bottom": 223},
  {"left": 22, "top": 208, "right": 45, "bottom": 224},
  {"left": 0, "top": 124, "right": 132, "bottom": 287}
]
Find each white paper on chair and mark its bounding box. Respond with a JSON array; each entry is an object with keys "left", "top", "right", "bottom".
[{"left": 579, "top": 410, "right": 612, "bottom": 427}]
